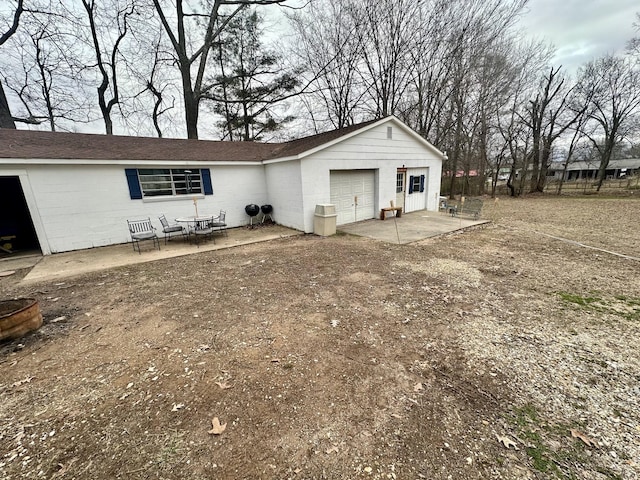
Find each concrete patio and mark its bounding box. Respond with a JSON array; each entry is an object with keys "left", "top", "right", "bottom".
[
  {"left": 338, "top": 210, "right": 488, "bottom": 244},
  {"left": 0, "top": 211, "right": 488, "bottom": 284},
  {"left": 3, "top": 224, "right": 302, "bottom": 284}
]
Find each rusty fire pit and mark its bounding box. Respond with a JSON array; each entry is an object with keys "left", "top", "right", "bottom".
[{"left": 0, "top": 298, "right": 43, "bottom": 341}]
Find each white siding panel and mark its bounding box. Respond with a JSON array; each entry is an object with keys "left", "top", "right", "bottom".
[{"left": 264, "top": 160, "right": 304, "bottom": 230}]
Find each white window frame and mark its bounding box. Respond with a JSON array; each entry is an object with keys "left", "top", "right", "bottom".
[{"left": 138, "top": 168, "right": 203, "bottom": 198}]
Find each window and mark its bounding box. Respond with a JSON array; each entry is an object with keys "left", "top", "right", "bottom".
[
  {"left": 411, "top": 175, "right": 421, "bottom": 193},
  {"left": 387, "top": 126, "right": 393, "bottom": 139},
  {"left": 125, "top": 168, "right": 213, "bottom": 200},
  {"left": 408, "top": 174, "right": 425, "bottom": 194},
  {"left": 396, "top": 172, "right": 404, "bottom": 193},
  {"left": 138, "top": 169, "right": 202, "bottom": 197}
]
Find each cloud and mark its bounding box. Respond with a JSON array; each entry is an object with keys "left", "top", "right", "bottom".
[{"left": 520, "top": 0, "right": 639, "bottom": 72}]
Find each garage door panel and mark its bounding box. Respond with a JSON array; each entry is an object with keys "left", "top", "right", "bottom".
[{"left": 330, "top": 170, "right": 375, "bottom": 225}]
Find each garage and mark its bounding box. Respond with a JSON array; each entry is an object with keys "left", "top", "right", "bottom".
[{"left": 330, "top": 170, "right": 376, "bottom": 225}]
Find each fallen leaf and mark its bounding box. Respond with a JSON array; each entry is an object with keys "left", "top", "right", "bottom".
[
  {"left": 570, "top": 429, "right": 597, "bottom": 448},
  {"left": 215, "top": 381, "right": 233, "bottom": 390},
  {"left": 209, "top": 417, "right": 227, "bottom": 435},
  {"left": 413, "top": 382, "right": 423, "bottom": 392},
  {"left": 171, "top": 403, "right": 185, "bottom": 412},
  {"left": 496, "top": 434, "right": 518, "bottom": 449},
  {"left": 326, "top": 446, "right": 339, "bottom": 454}
]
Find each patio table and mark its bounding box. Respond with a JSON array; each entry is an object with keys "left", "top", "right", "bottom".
[{"left": 175, "top": 215, "right": 216, "bottom": 225}]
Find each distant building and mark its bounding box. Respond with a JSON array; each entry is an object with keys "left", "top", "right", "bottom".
[{"left": 548, "top": 158, "right": 640, "bottom": 181}]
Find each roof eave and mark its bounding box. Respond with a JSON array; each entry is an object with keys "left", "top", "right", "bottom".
[{"left": 0, "top": 158, "right": 264, "bottom": 166}]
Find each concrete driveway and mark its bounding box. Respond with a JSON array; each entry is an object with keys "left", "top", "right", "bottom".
[{"left": 337, "top": 210, "right": 488, "bottom": 244}]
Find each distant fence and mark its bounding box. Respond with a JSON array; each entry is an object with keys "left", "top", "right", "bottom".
[
  {"left": 545, "top": 177, "right": 640, "bottom": 195},
  {"left": 442, "top": 176, "right": 640, "bottom": 197}
]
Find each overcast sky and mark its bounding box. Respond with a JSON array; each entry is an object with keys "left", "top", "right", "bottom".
[{"left": 519, "top": 0, "right": 639, "bottom": 73}]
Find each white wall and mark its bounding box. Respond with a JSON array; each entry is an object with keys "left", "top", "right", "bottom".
[
  {"left": 296, "top": 120, "right": 442, "bottom": 232},
  {"left": 264, "top": 159, "right": 304, "bottom": 230},
  {"left": 12, "top": 163, "right": 266, "bottom": 253},
  {"left": 209, "top": 164, "right": 268, "bottom": 227}
]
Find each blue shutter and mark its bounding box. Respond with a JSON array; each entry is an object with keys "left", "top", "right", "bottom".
[
  {"left": 420, "top": 175, "right": 425, "bottom": 192},
  {"left": 125, "top": 169, "right": 142, "bottom": 199},
  {"left": 201, "top": 168, "right": 213, "bottom": 195},
  {"left": 408, "top": 175, "right": 414, "bottom": 194}
]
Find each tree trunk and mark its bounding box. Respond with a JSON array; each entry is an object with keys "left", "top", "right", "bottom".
[
  {"left": 535, "top": 142, "right": 552, "bottom": 192},
  {"left": 0, "top": 81, "right": 16, "bottom": 129},
  {"left": 181, "top": 71, "right": 199, "bottom": 139}
]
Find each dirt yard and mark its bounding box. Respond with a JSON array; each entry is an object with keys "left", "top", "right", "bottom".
[{"left": 1, "top": 196, "right": 639, "bottom": 479}]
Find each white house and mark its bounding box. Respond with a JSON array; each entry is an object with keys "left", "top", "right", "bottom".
[{"left": 0, "top": 116, "right": 445, "bottom": 255}]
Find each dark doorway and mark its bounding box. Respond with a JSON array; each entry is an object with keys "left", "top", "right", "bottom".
[{"left": 0, "top": 176, "right": 41, "bottom": 256}]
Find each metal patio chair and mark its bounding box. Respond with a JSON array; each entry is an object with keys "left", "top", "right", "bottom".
[
  {"left": 190, "top": 218, "right": 215, "bottom": 247},
  {"left": 127, "top": 218, "right": 160, "bottom": 254},
  {"left": 158, "top": 214, "right": 187, "bottom": 244},
  {"left": 211, "top": 210, "right": 228, "bottom": 237}
]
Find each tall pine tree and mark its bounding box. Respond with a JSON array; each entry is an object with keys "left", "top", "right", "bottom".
[{"left": 208, "top": 8, "right": 299, "bottom": 141}]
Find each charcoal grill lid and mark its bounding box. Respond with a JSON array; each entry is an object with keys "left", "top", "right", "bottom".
[
  {"left": 261, "top": 204, "right": 273, "bottom": 214},
  {"left": 245, "top": 204, "right": 260, "bottom": 216}
]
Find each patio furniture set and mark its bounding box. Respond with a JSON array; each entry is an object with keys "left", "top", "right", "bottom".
[{"left": 127, "top": 211, "right": 227, "bottom": 254}]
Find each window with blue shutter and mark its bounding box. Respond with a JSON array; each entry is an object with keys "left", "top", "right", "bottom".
[
  {"left": 408, "top": 175, "right": 414, "bottom": 194},
  {"left": 419, "top": 175, "right": 425, "bottom": 192},
  {"left": 126, "top": 168, "right": 212, "bottom": 198}
]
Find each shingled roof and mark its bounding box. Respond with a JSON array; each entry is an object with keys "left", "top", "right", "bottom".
[{"left": 0, "top": 118, "right": 383, "bottom": 162}]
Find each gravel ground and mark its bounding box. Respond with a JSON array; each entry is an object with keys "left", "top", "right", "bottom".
[{"left": 0, "top": 195, "right": 638, "bottom": 479}]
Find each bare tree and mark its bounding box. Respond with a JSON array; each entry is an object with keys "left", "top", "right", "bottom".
[
  {"left": 151, "top": 0, "right": 289, "bottom": 139},
  {"left": 576, "top": 54, "right": 640, "bottom": 191},
  {"left": 0, "top": 0, "right": 24, "bottom": 128},
  {"left": 78, "top": 0, "right": 135, "bottom": 135},
  {"left": 2, "top": 7, "right": 94, "bottom": 131},
  {"left": 495, "top": 39, "right": 552, "bottom": 196},
  {"left": 443, "top": 0, "right": 528, "bottom": 198},
  {"left": 522, "top": 67, "right": 588, "bottom": 193},
  {"left": 350, "top": 0, "right": 421, "bottom": 118},
  {"left": 289, "top": 0, "right": 366, "bottom": 130}
]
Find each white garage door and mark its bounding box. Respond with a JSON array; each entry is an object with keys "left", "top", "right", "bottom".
[{"left": 330, "top": 170, "right": 375, "bottom": 225}]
